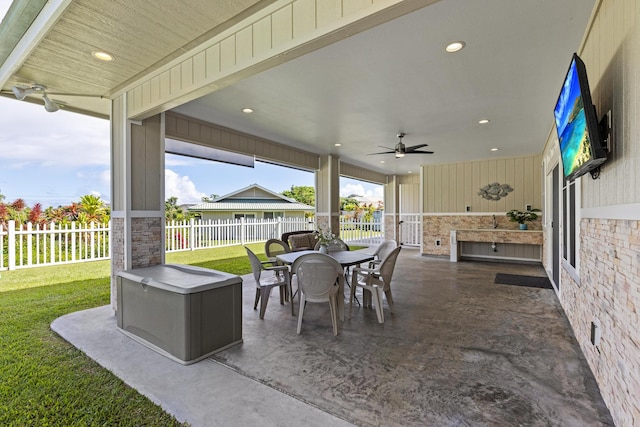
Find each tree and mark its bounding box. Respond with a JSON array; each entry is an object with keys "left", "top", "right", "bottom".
[
  {"left": 340, "top": 196, "right": 360, "bottom": 211},
  {"left": 165, "top": 196, "right": 193, "bottom": 221},
  {"left": 281, "top": 186, "right": 315, "bottom": 206},
  {"left": 201, "top": 194, "right": 219, "bottom": 202}
]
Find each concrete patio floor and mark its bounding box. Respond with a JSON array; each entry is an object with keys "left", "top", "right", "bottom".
[{"left": 51, "top": 247, "right": 613, "bottom": 426}]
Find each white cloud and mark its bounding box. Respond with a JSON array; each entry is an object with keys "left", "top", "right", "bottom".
[
  {"left": 340, "top": 183, "right": 365, "bottom": 198},
  {"left": 165, "top": 169, "right": 206, "bottom": 204},
  {"left": 100, "top": 169, "right": 111, "bottom": 187},
  {"left": 340, "top": 183, "right": 383, "bottom": 202},
  {"left": 0, "top": 98, "right": 110, "bottom": 168}
]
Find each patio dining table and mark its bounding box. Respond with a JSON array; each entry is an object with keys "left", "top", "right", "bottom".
[{"left": 276, "top": 250, "right": 374, "bottom": 319}]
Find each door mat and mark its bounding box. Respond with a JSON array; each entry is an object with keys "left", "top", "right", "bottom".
[{"left": 494, "top": 273, "right": 553, "bottom": 289}]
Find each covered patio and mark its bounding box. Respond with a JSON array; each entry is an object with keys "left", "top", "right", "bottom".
[
  {"left": 4, "top": 0, "right": 639, "bottom": 425},
  {"left": 52, "top": 247, "right": 612, "bottom": 426}
]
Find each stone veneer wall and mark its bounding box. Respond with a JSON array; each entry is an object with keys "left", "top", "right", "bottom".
[
  {"left": 315, "top": 215, "right": 330, "bottom": 234},
  {"left": 131, "top": 217, "right": 163, "bottom": 268},
  {"left": 110, "top": 217, "right": 163, "bottom": 311},
  {"left": 561, "top": 218, "right": 640, "bottom": 427},
  {"left": 384, "top": 213, "right": 397, "bottom": 242},
  {"left": 110, "top": 217, "right": 125, "bottom": 311},
  {"left": 423, "top": 215, "right": 542, "bottom": 256}
]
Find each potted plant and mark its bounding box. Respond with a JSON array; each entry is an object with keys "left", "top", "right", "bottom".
[
  {"left": 506, "top": 208, "right": 541, "bottom": 230},
  {"left": 316, "top": 227, "right": 336, "bottom": 253}
]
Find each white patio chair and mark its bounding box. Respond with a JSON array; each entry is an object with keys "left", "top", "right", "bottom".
[
  {"left": 368, "top": 240, "right": 397, "bottom": 268},
  {"left": 292, "top": 253, "right": 344, "bottom": 335},
  {"left": 245, "top": 246, "right": 293, "bottom": 318},
  {"left": 350, "top": 246, "right": 402, "bottom": 323},
  {"left": 314, "top": 237, "right": 357, "bottom": 300},
  {"left": 264, "top": 238, "right": 292, "bottom": 299}
]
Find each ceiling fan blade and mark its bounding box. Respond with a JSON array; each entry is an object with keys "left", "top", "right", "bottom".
[
  {"left": 406, "top": 150, "right": 434, "bottom": 154},
  {"left": 405, "top": 144, "right": 429, "bottom": 152},
  {"left": 368, "top": 150, "right": 395, "bottom": 155},
  {"left": 378, "top": 145, "right": 396, "bottom": 150}
]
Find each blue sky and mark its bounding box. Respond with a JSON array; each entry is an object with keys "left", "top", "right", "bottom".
[
  {"left": 0, "top": 1, "right": 381, "bottom": 208},
  {"left": 0, "top": 97, "right": 382, "bottom": 208}
]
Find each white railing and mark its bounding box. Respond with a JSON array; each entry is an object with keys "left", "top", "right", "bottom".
[
  {"left": 399, "top": 213, "right": 421, "bottom": 246},
  {"left": 1, "top": 220, "right": 110, "bottom": 271},
  {"left": 339, "top": 217, "right": 385, "bottom": 245},
  {"left": 1, "top": 216, "right": 384, "bottom": 270},
  {"left": 165, "top": 217, "right": 315, "bottom": 252}
]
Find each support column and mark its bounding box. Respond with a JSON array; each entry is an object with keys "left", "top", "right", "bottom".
[
  {"left": 110, "top": 94, "right": 165, "bottom": 312},
  {"left": 384, "top": 175, "right": 399, "bottom": 243},
  {"left": 315, "top": 155, "right": 341, "bottom": 235}
]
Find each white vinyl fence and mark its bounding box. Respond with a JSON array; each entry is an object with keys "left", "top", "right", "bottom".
[
  {"left": 1, "top": 220, "right": 110, "bottom": 271},
  {"left": 165, "top": 217, "right": 315, "bottom": 252},
  {"left": 399, "top": 214, "right": 421, "bottom": 246},
  {"left": 1, "top": 216, "right": 384, "bottom": 271},
  {"left": 338, "top": 217, "right": 385, "bottom": 245}
]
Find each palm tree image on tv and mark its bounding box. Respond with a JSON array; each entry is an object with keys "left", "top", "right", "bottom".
[
  {"left": 561, "top": 96, "right": 592, "bottom": 175},
  {"left": 554, "top": 58, "right": 593, "bottom": 177}
]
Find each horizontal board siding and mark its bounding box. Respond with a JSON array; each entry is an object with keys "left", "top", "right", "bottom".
[
  {"left": 340, "top": 162, "right": 386, "bottom": 184},
  {"left": 165, "top": 112, "right": 319, "bottom": 170}
]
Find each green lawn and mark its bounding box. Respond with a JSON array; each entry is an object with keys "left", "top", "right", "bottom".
[{"left": 0, "top": 243, "right": 265, "bottom": 426}]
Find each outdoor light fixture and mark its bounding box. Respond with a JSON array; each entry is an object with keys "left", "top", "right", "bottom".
[
  {"left": 10, "top": 84, "right": 61, "bottom": 112},
  {"left": 445, "top": 41, "right": 466, "bottom": 53},
  {"left": 92, "top": 51, "right": 114, "bottom": 61},
  {"left": 4, "top": 83, "right": 103, "bottom": 112},
  {"left": 12, "top": 85, "right": 36, "bottom": 100},
  {"left": 42, "top": 94, "right": 60, "bottom": 112}
]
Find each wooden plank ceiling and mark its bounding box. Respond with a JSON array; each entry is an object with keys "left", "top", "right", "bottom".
[{"left": 7, "top": 0, "right": 268, "bottom": 101}]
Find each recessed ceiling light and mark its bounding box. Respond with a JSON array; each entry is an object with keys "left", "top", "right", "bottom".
[
  {"left": 242, "top": 108, "right": 254, "bottom": 113},
  {"left": 334, "top": 143, "right": 341, "bottom": 147},
  {"left": 478, "top": 119, "right": 490, "bottom": 124},
  {"left": 445, "top": 41, "right": 465, "bottom": 53},
  {"left": 380, "top": 160, "right": 385, "bottom": 164},
  {"left": 408, "top": 171, "right": 412, "bottom": 174},
  {"left": 92, "top": 51, "right": 113, "bottom": 61},
  {"left": 491, "top": 148, "right": 499, "bottom": 152}
]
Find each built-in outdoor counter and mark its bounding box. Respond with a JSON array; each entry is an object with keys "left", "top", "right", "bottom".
[{"left": 450, "top": 229, "right": 543, "bottom": 262}]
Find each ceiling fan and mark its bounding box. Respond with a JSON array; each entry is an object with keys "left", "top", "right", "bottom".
[{"left": 369, "top": 132, "right": 434, "bottom": 158}]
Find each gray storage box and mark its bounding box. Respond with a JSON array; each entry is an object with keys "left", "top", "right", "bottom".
[{"left": 117, "top": 264, "right": 242, "bottom": 365}]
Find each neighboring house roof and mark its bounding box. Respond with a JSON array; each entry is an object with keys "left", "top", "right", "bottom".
[{"left": 188, "top": 184, "right": 314, "bottom": 212}]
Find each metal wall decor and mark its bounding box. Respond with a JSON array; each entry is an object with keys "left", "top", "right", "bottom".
[{"left": 478, "top": 182, "right": 513, "bottom": 201}]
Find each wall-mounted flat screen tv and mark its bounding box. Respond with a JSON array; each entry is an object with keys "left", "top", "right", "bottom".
[{"left": 554, "top": 53, "right": 607, "bottom": 181}]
